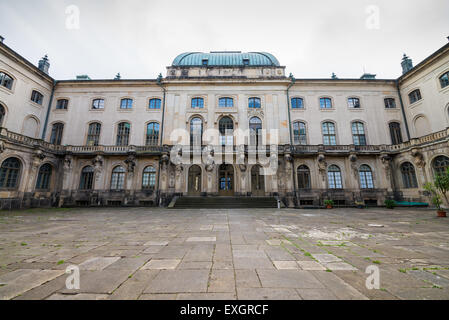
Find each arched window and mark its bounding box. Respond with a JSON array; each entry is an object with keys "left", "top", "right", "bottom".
[
  {"left": 327, "top": 165, "right": 342, "bottom": 189},
  {"left": 50, "top": 123, "right": 64, "bottom": 145},
  {"left": 0, "top": 158, "right": 21, "bottom": 189},
  {"left": 389, "top": 122, "right": 403, "bottom": 145},
  {"left": 322, "top": 122, "right": 336, "bottom": 145},
  {"left": 401, "top": 162, "right": 418, "bottom": 188},
  {"left": 191, "top": 97, "right": 204, "bottom": 108},
  {"left": 92, "top": 99, "right": 105, "bottom": 109},
  {"left": 359, "top": 165, "right": 374, "bottom": 189},
  {"left": 146, "top": 122, "right": 160, "bottom": 146},
  {"left": 0, "top": 104, "right": 5, "bottom": 127},
  {"left": 120, "top": 98, "right": 133, "bottom": 109},
  {"left": 79, "top": 166, "right": 94, "bottom": 190},
  {"left": 439, "top": 72, "right": 449, "bottom": 89},
  {"left": 36, "top": 164, "right": 52, "bottom": 190},
  {"left": 291, "top": 98, "right": 304, "bottom": 109},
  {"left": 86, "top": 122, "right": 101, "bottom": 146},
  {"left": 31, "top": 90, "right": 44, "bottom": 105},
  {"left": 142, "top": 166, "right": 156, "bottom": 190},
  {"left": 149, "top": 98, "right": 161, "bottom": 109},
  {"left": 320, "top": 97, "right": 332, "bottom": 109},
  {"left": 384, "top": 98, "right": 396, "bottom": 109},
  {"left": 408, "top": 89, "right": 422, "bottom": 104},
  {"left": 219, "top": 97, "right": 234, "bottom": 107},
  {"left": 0, "top": 72, "right": 14, "bottom": 90},
  {"left": 190, "top": 117, "right": 203, "bottom": 146},
  {"left": 297, "top": 165, "right": 311, "bottom": 189},
  {"left": 116, "top": 122, "right": 130, "bottom": 146},
  {"left": 56, "top": 99, "right": 68, "bottom": 110},
  {"left": 219, "top": 117, "right": 234, "bottom": 145},
  {"left": 432, "top": 156, "right": 449, "bottom": 176},
  {"left": 352, "top": 122, "right": 366, "bottom": 146},
  {"left": 248, "top": 97, "right": 261, "bottom": 108},
  {"left": 348, "top": 97, "right": 361, "bottom": 108},
  {"left": 111, "top": 166, "right": 126, "bottom": 190},
  {"left": 249, "top": 117, "right": 262, "bottom": 146},
  {"left": 293, "top": 121, "right": 307, "bottom": 145}
]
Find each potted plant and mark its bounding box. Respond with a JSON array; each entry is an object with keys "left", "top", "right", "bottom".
[
  {"left": 384, "top": 199, "right": 396, "bottom": 209},
  {"left": 424, "top": 180, "right": 447, "bottom": 218},
  {"left": 324, "top": 199, "right": 334, "bottom": 209}
]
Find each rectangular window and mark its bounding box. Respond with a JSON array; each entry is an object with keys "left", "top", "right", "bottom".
[
  {"left": 191, "top": 98, "right": 204, "bottom": 108},
  {"left": 120, "top": 99, "right": 133, "bottom": 109},
  {"left": 320, "top": 98, "right": 332, "bottom": 109},
  {"left": 384, "top": 98, "right": 396, "bottom": 109},
  {"left": 348, "top": 98, "right": 360, "bottom": 108},
  {"left": 31, "top": 90, "right": 43, "bottom": 105},
  {"left": 408, "top": 90, "right": 422, "bottom": 104},
  {"left": 92, "top": 99, "right": 105, "bottom": 109},
  {"left": 56, "top": 99, "right": 68, "bottom": 110}
]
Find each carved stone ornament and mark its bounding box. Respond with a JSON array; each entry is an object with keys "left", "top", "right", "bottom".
[
  {"left": 125, "top": 155, "right": 137, "bottom": 173},
  {"left": 411, "top": 148, "right": 426, "bottom": 169},
  {"left": 317, "top": 154, "right": 327, "bottom": 175},
  {"left": 63, "top": 155, "right": 73, "bottom": 170}
]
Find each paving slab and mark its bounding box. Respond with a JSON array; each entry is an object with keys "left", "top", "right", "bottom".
[
  {"left": 257, "top": 270, "right": 324, "bottom": 289},
  {"left": 237, "top": 288, "right": 302, "bottom": 300},
  {"left": 141, "top": 259, "right": 181, "bottom": 270},
  {"left": 2, "top": 207, "right": 449, "bottom": 300},
  {"left": 273, "top": 261, "right": 300, "bottom": 270},
  {"left": 144, "top": 270, "right": 210, "bottom": 294},
  {"left": 79, "top": 257, "right": 121, "bottom": 271}
]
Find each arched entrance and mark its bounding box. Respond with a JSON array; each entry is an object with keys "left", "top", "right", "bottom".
[
  {"left": 219, "top": 164, "right": 234, "bottom": 196},
  {"left": 188, "top": 165, "right": 202, "bottom": 196},
  {"left": 251, "top": 165, "right": 265, "bottom": 196}
]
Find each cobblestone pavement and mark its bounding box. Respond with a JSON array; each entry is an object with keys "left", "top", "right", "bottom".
[{"left": 0, "top": 207, "right": 449, "bottom": 300}]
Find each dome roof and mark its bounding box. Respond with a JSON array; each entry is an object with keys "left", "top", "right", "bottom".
[{"left": 172, "top": 51, "right": 280, "bottom": 67}]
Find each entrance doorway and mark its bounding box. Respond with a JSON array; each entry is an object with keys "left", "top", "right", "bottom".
[
  {"left": 188, "top": 165, "right": 202, "bottom": 196},
  {"left": 251, "top": 165, "right": 265, "bottom": 196},
  {"left": 218, "top": 164, "right": 234, "bottom": 196}
]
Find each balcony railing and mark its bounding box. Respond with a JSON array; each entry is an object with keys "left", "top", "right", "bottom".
[{"left": 1, "top": 127, "right": 448, "bottom": 156}]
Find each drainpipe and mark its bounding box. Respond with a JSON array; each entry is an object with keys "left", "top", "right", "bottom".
[
  {"left": 396, "top": 80, "right": 411, "bottom": 141},
  {"left": 286, "top": 74, "right": 298, "bottom": 206},
  {"left": 41, "top": 80, "right": 56, "bottom": 140},
  {"left": 156, "top": 74, "right": 167, "bottom": 206}
]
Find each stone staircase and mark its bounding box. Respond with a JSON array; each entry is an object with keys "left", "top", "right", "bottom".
[{"left": 171, "top": 196, "right": 279, "bottom": 209}]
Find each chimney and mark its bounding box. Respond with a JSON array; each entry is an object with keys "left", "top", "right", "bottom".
[
  {"left": 38, "top": 55, "right": 50, "bottom": 74},
  {"left": 401, "top": 53, "right": 413, "bottom": 74},
  {"left": 0, "top": 36, "right": 4, "bottom": 43},
  {"left": 360, "top": 73, "right": 376, "bottom": 80}
]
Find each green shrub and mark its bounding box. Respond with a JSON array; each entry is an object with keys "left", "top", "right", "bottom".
[
  {"left": 324, "top": 200, "right": 334, "bottom": 206},
  {"left": 384, "top": 199, "right": 396, "bottom": 209}
]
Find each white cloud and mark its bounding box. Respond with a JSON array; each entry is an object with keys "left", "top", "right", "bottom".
[{"left": 0, "top": 0, "right": 448, "bottom": 80}]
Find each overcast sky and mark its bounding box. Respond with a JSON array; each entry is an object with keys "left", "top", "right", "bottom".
[{"left": 1, "top": 0, "right": 448, "bottom": 80}]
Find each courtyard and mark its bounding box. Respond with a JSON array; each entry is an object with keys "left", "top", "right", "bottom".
[{"left": 0, "top": 207, "right": 448, "bottom": 300}]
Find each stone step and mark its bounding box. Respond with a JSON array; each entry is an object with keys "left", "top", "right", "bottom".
[{"left": 172, "top": 197, "right": 278, "bottom": 209}]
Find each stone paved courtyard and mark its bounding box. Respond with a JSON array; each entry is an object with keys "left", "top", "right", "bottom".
[{"left": 0, "top": 207, "right": 449, "bottom": 300}]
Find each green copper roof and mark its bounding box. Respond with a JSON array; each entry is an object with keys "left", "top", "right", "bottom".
[{"left": 172, "top": 51, "right": 280, "bottom": 67}]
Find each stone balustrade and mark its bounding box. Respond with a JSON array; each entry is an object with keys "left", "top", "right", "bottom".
[{"left": 1, "top": 127, "right": 448, "bottom": 157}]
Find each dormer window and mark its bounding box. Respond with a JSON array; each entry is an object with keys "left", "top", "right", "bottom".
[
  {"left": 243, "top": 59, "right": 250, "bottom": 66},
  {"left": 202, "top": 59, "right": 208, "bottom": 66}
]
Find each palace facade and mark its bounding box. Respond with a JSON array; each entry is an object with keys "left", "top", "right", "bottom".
[{"left": 0, "top": 39, "right": 448, "bottom": 209}]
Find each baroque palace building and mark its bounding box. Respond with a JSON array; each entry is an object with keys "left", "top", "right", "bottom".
[{"left": 0, "top": 37, "right": 449, "bottom": 209}]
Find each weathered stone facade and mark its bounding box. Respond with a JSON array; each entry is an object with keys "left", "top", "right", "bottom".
[{"left": 0, "top": 44, "right": 448, "bottom": 209}]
